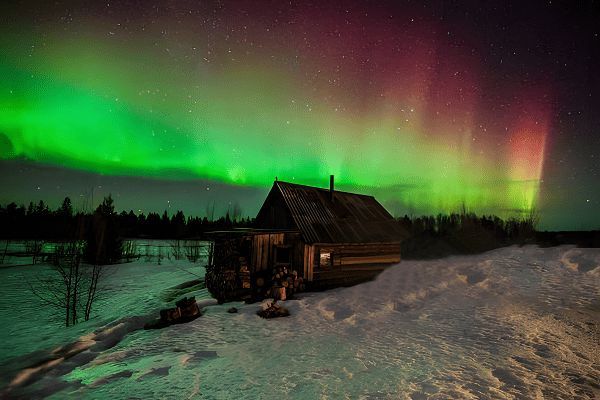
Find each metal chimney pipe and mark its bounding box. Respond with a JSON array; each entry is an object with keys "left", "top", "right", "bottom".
[{"left": 329, "top": 175, "right": 334, "bottom": 202}]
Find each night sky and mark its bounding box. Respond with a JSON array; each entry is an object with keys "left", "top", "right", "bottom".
[{"left": 1, "top": 0, "right": 598, "bottom": 230}]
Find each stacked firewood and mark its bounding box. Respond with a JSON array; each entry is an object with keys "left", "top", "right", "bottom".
[
  {"left": 270, "top": 267, "right": 305, "bottom": 301},
  {"left": 145, "top": 296, "right": 201, "bottom": 329},
  {"left": 239, "top": 257, "right": 251, "bottom": 289},
  {"left": 176, "top": 296, "right": 201, "bottom": 318},
  {"left": 158, "top": 296, "right": 200, "bottom": 322},
  {"left": 205, "top": 264, "right": 238, "bottom": 303}
]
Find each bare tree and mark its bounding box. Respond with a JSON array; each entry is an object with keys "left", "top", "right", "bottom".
[
  {"left": 83, "top": 262, "right": 105, "bottom": 321},
  {"left": 81, "top": 195, "right": 121, "bottom": 321},
  {"left": 185, "top": 240, "right": 201, "bottom": 263},
  {"left": 29, "top": 241, "right": 84, "bottom": 327},
  {"left": 25, "top": 240, "right": 44, "bottom": 265},
  {"left": 30, "top": 239, "right": 110, "bottom": 327},
  {"left": 122, "top": 240, "right": 138, "bottom": 262},
  {"left": 28, "top": 195, "right": 118, "bottom": 327},
  {"left": 171, "top": 240, "right": 183, "bottom": 260}
]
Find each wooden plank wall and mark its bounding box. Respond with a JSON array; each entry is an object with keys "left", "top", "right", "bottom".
[
  {"left": 251, "top": 233, "right": 284, "bottom": 272},
  {"left": 303, "top": 244, "right": 315, "bottom": 281},
  {"left": 308, "top": 242, "right": 401, "bottom": 282},
  {"left": 248, "top": 234, "right": 399, "bottom": 283},
  {"left": 321, "top": 243, "right": 401, "bottom": 265},
  {"left": 291, "top": 238, "right": 305, "bottom": 275},
  {"left": 250, "top": 232, "right": 306, "bottom": 275}
]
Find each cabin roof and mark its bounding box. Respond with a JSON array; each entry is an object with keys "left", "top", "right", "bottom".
[{"left": 259, "top": 180, "right": 406, "bottom": 244}]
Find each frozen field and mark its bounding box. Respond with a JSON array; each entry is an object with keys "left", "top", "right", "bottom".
[{"left": 0, "top": 245, "right": 598, "bottom": 399}]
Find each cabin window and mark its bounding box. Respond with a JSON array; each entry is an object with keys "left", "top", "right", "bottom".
[
  {"left": 319, "top": 251, "right": 331, "bottom": 268},
  {"left": 276, "top": 246, "right": 291, "bottom": 264}
]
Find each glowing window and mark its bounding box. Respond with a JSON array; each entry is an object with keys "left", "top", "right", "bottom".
[{"left": 319, "top": 251, "right": 331, "bottom": 268}]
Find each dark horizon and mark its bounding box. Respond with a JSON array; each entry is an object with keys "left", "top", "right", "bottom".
[{"left": 1, "top": 159, "right": 598, "bottom": 231}]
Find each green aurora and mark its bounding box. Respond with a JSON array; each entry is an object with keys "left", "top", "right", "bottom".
[{"left": 1, "top": 19, "right": 550, "bottom": 219}]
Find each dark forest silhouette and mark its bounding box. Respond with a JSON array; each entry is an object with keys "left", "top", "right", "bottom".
[
  {"left": 0, "top": 196, "right": 253, "bottom": 241},
  {"left": 398, "top": 211, "right": 537, "bottom": 258},
  {"left": 2, "top": 195, "right": 597, "bottom": 260}
]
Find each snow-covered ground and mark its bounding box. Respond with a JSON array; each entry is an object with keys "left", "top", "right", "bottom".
[{"left": 1, "top": 245, "right": 599, "bottom": 399}]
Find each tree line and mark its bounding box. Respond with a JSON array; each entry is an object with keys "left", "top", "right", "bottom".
[
  {"left": 398, "top": 211, "right": 537, "bottom": 239},
  {"left": 1, "top": 196, "right": 538, "bottom": 250},
  {"left": 397, "top": 210, "right": 538, "bottom": 258},
  {"left": 0, "top": 196, "right": 253, "bottom": 240}
]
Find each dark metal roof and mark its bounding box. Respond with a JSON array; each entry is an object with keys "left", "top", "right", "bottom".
[{"left": 271, "top": 181, "right": 406, "bottom": 244}]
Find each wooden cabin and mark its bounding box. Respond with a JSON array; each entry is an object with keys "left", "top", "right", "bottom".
[{"left": 204, "top": 176, "right": 406, "bottom": 301}]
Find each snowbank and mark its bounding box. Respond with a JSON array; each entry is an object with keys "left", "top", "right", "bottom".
[{"left": 1, "top": 245, "right": 599, "bottom": 399}]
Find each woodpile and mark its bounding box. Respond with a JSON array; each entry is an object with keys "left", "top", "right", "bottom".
[
  {"left": 159, "top": 307, "right": 181, "bottom": 322},
  {"left": 176, "top": 296, "right": 201, "bottom": 319},
  {"left": 269, "top": 267, "right": 304, "bottom": 301},
  {"left": 144, "top": 296, "right": 201, "bottom": 330},
  {"left": 239, "top": 257, "right": 251, "bottom": 289}
]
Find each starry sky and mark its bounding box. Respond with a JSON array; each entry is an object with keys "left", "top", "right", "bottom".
[{"left": 0, "top": 0, "right": 598, "bottom": 230}]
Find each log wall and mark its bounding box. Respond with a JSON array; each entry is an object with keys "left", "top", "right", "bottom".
[
  {"left": 251, "top": 233, "right": 284, "bottom": 272},
  {"left": 307, "top": 242, "right": 401, "bottom": 284},
  {"left": 303, "top": 244, "right": 315, "bottom": 281},
  {"left": 250, "top": 232, "right": 305, "bottom": 275},
  {"left": 249, "top": 235, "right": 401, "bottom": 285}
]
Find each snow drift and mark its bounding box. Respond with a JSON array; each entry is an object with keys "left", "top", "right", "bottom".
[{"left": 1, "top": 245, "right": 599, "bottom": 399}]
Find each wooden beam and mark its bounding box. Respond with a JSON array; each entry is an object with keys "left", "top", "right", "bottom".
[{"left": 339, "top": 255, "right": 401, "bottom": 265}]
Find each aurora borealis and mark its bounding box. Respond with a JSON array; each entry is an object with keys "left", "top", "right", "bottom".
[{"left": 1, "top": 1, "right": 599, "bottom": 229}]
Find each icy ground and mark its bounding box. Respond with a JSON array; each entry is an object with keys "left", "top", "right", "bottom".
[{"left": 1, "top": 245, "right": 599, "bottom": 399}]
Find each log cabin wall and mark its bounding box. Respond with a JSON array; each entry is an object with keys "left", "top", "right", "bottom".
[
  {"left": 250, "top": 232, "right": 305, "bottom": 275},
  {"left": 291, "top": 236, "right": 306, "bottom": 275},
  {"left": 250, "top": 233, "right": 283, "bottom": 272},
  {"left": 303, "top": 244, "right": 315, "bottom": 281},
  {"left": 308, "top": 242, "right": 401, "bottom": 284},
  {"left": 325, "top": 243, "right": 402, "bottom": 266}
]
